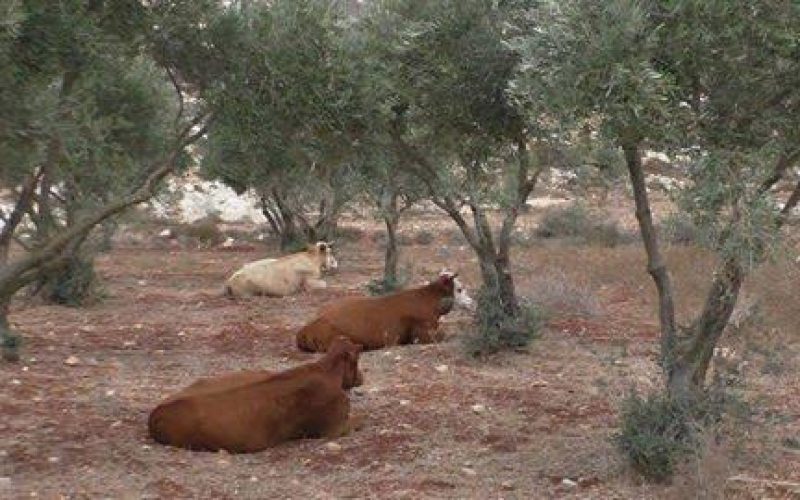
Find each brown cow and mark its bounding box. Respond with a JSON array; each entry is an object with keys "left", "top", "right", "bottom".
[
  {"left": 147, "top": 337, "right": 363, "bottom": 453},
  {"left": 296, "top": 271, "right": 465, "bottom": 352}
]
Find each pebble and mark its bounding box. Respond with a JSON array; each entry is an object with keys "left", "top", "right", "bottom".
[
  {"left": 471, "top": 404, "right": 486, "bottom": 414},
  {"left": 461, "top": 467, "right": 477, "bottom": 477},
  {"left": 47, "top": 456, "right": 60, "bottom": 464},
  {"left": 10, "top": 379, "right": 21, "bottom": 385},
  {"left": 64, "top": 356, "right": 80, "bottom": 366},
  {"left": 0, "top": 477, "right": 10, "bottom": 487},
  {"left": 137, "top": 280, "right": 147, "bottom": 286},
  {"left": 500, "top": 480, "right": 515, "bottom": 490},
  {"left": 399, "top": 399, "right": 410, "bottom": 406},
  {"left": 249, "top": 476, "right": 258, "bottom": 483},
  {"left": 325, "top": 442, "right": 342, "bottom": 452},
  {"left": 561, "top": 478, "right": 578, "bottom": 488},
  {"left": 435, "top": 364, "right": 449, "bottom": 373}
]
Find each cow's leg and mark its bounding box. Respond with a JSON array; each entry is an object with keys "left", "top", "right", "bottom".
[
  {"left": 317, "top": 393, "right": 352, "bottom": 439},
  {"left": 413, "top": 319, "right": 444, "bottom": 344}
]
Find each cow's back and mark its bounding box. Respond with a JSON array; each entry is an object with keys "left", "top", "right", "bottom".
[
  {"left": 299, "top": 291, "right": 441, "bottom": 350},
  {"left": 148, "top": 370, "right": 347, "bottom": 452}
]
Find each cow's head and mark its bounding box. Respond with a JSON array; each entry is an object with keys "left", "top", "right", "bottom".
[
  {"left": 437, "top": 269, "right": 475, "bottom": 313},
  {"left": 327, "top": 336, "right": 363, "bottom": 389},
  {"left": 309, "top": 241, "right": 338, "bottom": 272}
]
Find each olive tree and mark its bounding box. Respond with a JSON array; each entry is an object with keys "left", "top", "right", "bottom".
[
  {"left": 511, "top": 0, "right": 800, "bottom": 398},
  {"left": 0, "top": 1, "right": 214, "bottom": 357},
  {"left": 200, "top": 0, "right": 366, "bottom": 249},
  {"left": 357, "top": 0, "right": 548, "bottom": 348}
]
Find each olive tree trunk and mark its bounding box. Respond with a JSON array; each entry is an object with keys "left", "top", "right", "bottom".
[
  {"left": 380, "top": 185, "right": 400, "bottom": 285},
  {"left": 621, "top": 139, "right": 800, "bottom": 400}
]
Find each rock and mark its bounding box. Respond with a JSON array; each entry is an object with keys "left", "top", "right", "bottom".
[
  {"left": 561, "top": 478, "right": 578, "bottom": 488},
  {"left": 158, "top": 229, "right": 173, "bottom": 238},
  {"left": 399, "top": 399, "right": 410, "bottom": 406},
  {"left": 500, "top": 480, "right": 515, "bottom": 490},
  {"left": 64, "top": 356, "right": 81, "bottom": 366},
  {"left": 471, "top": 404, "right": 486, "bottom": 414},
  {"left": 177, "top": 331, "right": 186, "bottom": 337},
  {"left": 47, "top": 456, "right": 60, "bottom": 464},
  {"left": 221, "top": 237, "right": 235, "bottom": 248},
  {"left": 105, "top": 390, "right": 116, "bottom": 397},
  {"left": 0, "top": 477, "right": 10, "bottom": 488},
  {"left": 10, "top": 379, "right": 21, "bottom": 385},
  {"left": 325, "top": 442, "right": 342, "bottom": 452},
  {"left": 461, "top": 467, "right": 477, "bottom": 477},
  {"left": 137, "top": 280, "right": 147, "bottom": 286},
  {"left": 249, "top": 476, "right": 258, "bottom": 483},
  {"left": 435, "top": 364, "right": 449, "bottom": 373}
]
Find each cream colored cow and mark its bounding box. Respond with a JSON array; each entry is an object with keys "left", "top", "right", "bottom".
[{"left": 224, "top": 241, "right": 338, "bottom": 297}]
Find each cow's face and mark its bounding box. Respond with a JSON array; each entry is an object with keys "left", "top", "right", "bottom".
[
  {"left": 312, "top": 241, "right": 338, "bottom": 272},
  {"left": 328, "top": 336, "right": 363, "bottom": 389},
  {"left": 439, "top": 270, "right": 475, "bottom": 312}
]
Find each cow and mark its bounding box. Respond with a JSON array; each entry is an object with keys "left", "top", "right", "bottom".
[
  {"left": 224, "top": 241, "right": 337, "bottom": 297},
  {"left": 147, "top": 337, "right": 363, "bottom": 453},
  {"left": 296, "top": 271, "right": 472, "bottom": 352}
]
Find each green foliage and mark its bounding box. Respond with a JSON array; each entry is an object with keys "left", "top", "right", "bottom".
[
  {"left": 660, "top": 212, "right": 702, "bottom": 245},
  {"left": 465, "top": 290, "right": 544, "bottom": 356},
  {"left": 1, "top": 329, "right": 22, "bottom": 363},
  {"left": 615, "top": 389, "right": 750, "bottom": 483},
  {"left": 535, "top": 202, "right": 623, "bottom": 246},
  {"left": 36, "top": 255, "right": 101, "bottom": 307}
]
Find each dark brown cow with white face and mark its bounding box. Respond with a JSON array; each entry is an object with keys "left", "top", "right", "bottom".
[
  {"left": 296, "top": 272, "right": 467, "bottom": 352},
  {"left": 147, "top": 337, "right": 363, "bottom": 453}
]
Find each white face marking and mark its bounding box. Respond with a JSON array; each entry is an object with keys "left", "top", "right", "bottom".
[
  {"left": 439, "top": 269, "right": 475, "bottom": 312},
  {"left": 453, "top": 277, "right": 475, "bottom": 311}
]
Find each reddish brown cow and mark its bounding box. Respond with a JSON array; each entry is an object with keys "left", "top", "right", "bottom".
[
  {"left": 296, "top": 272, "right": 461, "bottom": 352},
  {"left": 147, "top": 337, "right": 363, "bottom": 453}
]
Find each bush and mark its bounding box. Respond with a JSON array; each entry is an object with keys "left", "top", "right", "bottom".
[
  {"left": 36, "top": 255, "right": 102, "bottom": 307},
  {"left": 615, "top": 389, "right": 749, "bottom": 483},
  {"left": 177, "top": 216, "right": 225, "bottom": 247},
  {"left": 1, "top": 330, "right": 21, "bottom": 363},
  {"left": 535, "top": 202, "right": 591, "bottom": 238},
  {"left": 660, "top": 212, "right": 702, "bottom": 245},
  {"left": 414, "top": 229, "right": 435, "bottom": 245},
  {"left": 464, "top": 289, "right": 545, "bottom": 356},
  {"left": 535, "top": 202, "right": 624, "bottom": 246}
]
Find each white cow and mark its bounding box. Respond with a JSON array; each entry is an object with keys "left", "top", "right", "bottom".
[{"left": 224, "top": 241, "right": 338, "bottom": 297}]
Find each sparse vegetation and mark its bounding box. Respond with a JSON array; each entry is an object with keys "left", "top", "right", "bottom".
[
  {"left": 33, "top": 255, "right": 103, "bottom": 307},
  {"left": 616, "top": 389, "right": 750, "bottom": 483},
  {"left": 535, "top": 203, "right": 624, "bottom": 247},
  {"left": 465, "top": 290, "right": 545, "bottom": 356},
  {"left": 525, "top": 270, "right": 600, "bottom": 317},
  {"left": 660, "top": 212, "right": 703, "bottom": 245}
]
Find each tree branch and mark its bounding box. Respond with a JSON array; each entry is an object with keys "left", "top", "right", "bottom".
[{"left": 0, "top": 167, "right": 44, "bottom": 252}]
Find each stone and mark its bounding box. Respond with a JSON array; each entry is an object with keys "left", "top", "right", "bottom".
[
  {"left": 471, "top": 404, "right": 486, "bottom": 414},
  {"left": 325, "top": 442, "right": 342, "bottom": 452},
  {"left": 435, "top": 364, "right": 449, "bottom": 373},
  {"left": 64, "top": 356, "right": 80, "bottom": 366}
]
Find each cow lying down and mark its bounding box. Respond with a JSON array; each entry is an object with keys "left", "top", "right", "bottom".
[
  {"left": 296, "top": 271, "right": 473, "bottom": 352},
  {"left": 148, "top": 337, "right": 363, "bottom": 453},
  {"left": 224, "top": 241, "right": 337, "bottom": 297}
]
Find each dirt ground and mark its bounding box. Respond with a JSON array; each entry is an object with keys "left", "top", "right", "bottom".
[{"left": 1, "top": 208, "right": 799, "bottom": 499}]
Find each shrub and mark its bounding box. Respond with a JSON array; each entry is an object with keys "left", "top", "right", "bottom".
[
  {"left": 535, "top": 202, "right": 591, "bottom": 238},
  {"left": 660, "top": 212, "right": 702, "bottom": 245},
  {"left": 178, "top": 216, "right": 225, "bottom": 247},
  {"left": 1, "top": 330, "right": 21, "bottom": 363},
  {"left": 464, "top": 289, "right": 545, "bottom": 356},
  {"left": 615, "top": 389, "right": 749, "bottom": 483},
  {"left": 526, "top": 270, "right": 600, "bottom": 317},
  {"left": 535, "top": 202, "right": 624, "bottom": 246},
  {"left": 36, "top": 255, "right": 103, "bottom": 307},
  {"left": 414, "top": 229, "right": 435, "bottom": 245},
  {"left": 615, "top": 392, "right": 700, "bottom": 482}
]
